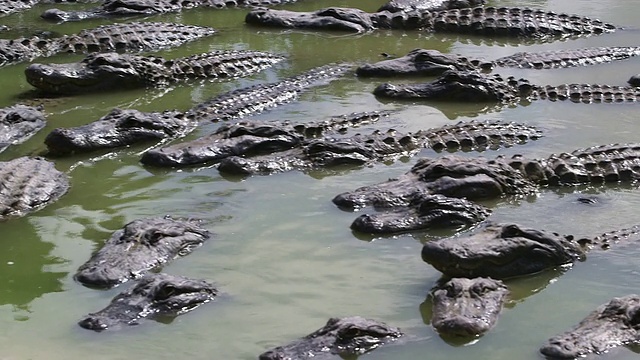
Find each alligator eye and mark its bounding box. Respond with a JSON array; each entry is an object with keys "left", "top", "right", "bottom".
[
  {"left": 145, "top": 231, "right": 164, "bottom": 243},
  {"left": 156, "top": 285, "right": 177, "bottom": 300},
  {"left": 501, "top": 224, "right": 522, "bottom": 237},
  {"left": 340, "top": 328, "right": 362, "bottom": 339}
]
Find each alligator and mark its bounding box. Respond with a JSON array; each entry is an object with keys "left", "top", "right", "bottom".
[
  {"left": 43, "top": 65, "right": 350, "bottom": 156},
  {"left": 75, "top": 217, "right": 211, "bottom": 288},
  {"left": 430, "top": 277, "right": 508, "bottom": 337},
  {"left": 0, "top": 0, "right": 40, "bottom": 17},
  {"left": 246, "top": 6, "right": 617, "bottom": 40},
  {"left": 333, "top": 143, "right": 640, "bottom": 211},
  {"left": 41, "top": 0, "right": 299, "bottom": 23},
  {"left": 78, "top": 273, "right": 217, "bottom": 331},
  {"left": 540, "top": 294, "right": 640, "bottom": 358},
  {"left": 629, "top": 74, "right": 640, "bottom": 87},
  {"left": 258, "top": 316, "right": 403, "bottom": 359},
  {"left": 378, "top": 0, "right": 485, "bottom": 13},
  {"left": 141, "top": 119, "right": 542, "bottom": 176},
  {"left": 0, "top": 157, "right": 69, "bottom": 220},
  {"left": 0, "top": 22, "right": 217, "bottom": 68},
  {"left": 0, "top": 104, "right": 47, "bottom": 153},
  {"left": 357, "top": 47, "right": 640, "bottom": 77},
  {"left": 373, "top": 69, "right": 640, "bottom": 104},
  {"left": 25, "top": 50, "right": 286, "bottom": 95},
  {"left": 421, "top": 222, "right": 587, "bottom": 279}
]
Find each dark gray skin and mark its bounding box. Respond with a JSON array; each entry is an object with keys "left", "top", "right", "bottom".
[
  {"left": 75, "top": 217, "right": 211, "bottom": 288},
  {"left": 0, "top": 105, "right": 46, "bottom": 153},
  {"left": 25, "top": 50, "right": 285, "bottom": 95},
  {"left": 333, "top": 143, "right": 640, "bottom": 210},
  {"left": 0, "top": 157, "right": 69, "bottom": 220},
  {"left": 41, "top": 0, "right": 298, "bottom": 23},
  {"left": 629, "top": 74, "right": 640, "bottom": 87},
  {"left": 421, "top": 222, "right": 586, "bottom": 279},
  {"left": 540, "top": 295, "right": 640, "bottom": 358},
  {"left": 78, "top": 273, "right": 217, "bottom": 331},
  {"left": 258, "top": 316, "right": 403, "bottom": 359},
  {"left": 45, "top": 108, "right": 195, "bottom": 156},
  {"left": 378, "top": 0, "right": 485, "bottom": 13},
  {"left": 0, "top": 0, "right": 40, "bottom": 16},
  {"left": 350, "top": 194, "right": 491, "bottom": 235},
  {"left": 246, "top": 6, "right": 616, "bottom": 38},
  {"left": 430, "top": 277, "right": 508, "bottom": 337},
  {"left": 357, "top": 47, "right": 640, "bottom": 77},
  {"left": 0, "top": 22, "right": 217, "bottom": 68},
  {"left": 374, "top": 69, "right": 640, "bottom": 104}
]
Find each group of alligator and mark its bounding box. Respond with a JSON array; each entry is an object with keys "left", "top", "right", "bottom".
[{"left": 3, "top": 0, "right": 640, "bottom": 358}]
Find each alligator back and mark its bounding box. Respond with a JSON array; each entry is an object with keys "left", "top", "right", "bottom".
[
  {"left": 53, "top": 22, "right": 217, "bottom": 54},
  {"left": 494, "top": 46, "right": 640, "bottom": 69},
  {"left": 532, "top": 84, "right": 640, "bottom": 103},
  {"left": 168, "top": 50, "right": 285, "bottom": 80}
]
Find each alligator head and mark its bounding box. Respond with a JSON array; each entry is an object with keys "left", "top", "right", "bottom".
[
  {"left": 25, "top": 53, "right": 171, "bottom": 94},
  {"left": 373, "top": 70, "right": 533, "bottom": 102},
  {"left": 246, "top": 7, "right": 376, "bottom": 33},
  {"left": 431, "top": 277, "right": 508, "bottom": 337},
  {"left": 75, "top": 217, "right": 211, "bottom": 288},
  {"left": 357, "top": 49, "right": 491, "bottom": 77},
  {"left": 258, "top": 316, "right": 403, "bottom": 359},
  {"left": 421, "top": 222, "right": 586, "bottom": 279},
  {"left": 45, "top": 108, "right": 194, "bottom": 155},
  {"left": 350, "top": 194, "right": 491, "bottom": 234},
  {"left": 78, "top": 273, "right": 217, "bottom": 331},
  {"left": 540, "top": 294, "right": 640, "bottom": 358}
]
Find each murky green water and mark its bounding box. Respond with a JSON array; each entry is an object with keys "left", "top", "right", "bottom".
[{"left": 2, "top": 0, "right": 640, "bottom": 359}]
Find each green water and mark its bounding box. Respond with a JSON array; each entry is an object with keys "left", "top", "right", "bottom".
[{"left": 2, "top": 0, "right": 640, "bottom": 359}]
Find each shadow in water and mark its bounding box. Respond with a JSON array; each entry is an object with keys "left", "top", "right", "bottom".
[{"left": 0, "top": 217, "right": 67, "bottom": 309}]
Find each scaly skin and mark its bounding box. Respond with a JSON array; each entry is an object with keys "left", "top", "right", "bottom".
[
  {"left": 540, "top": 295, "right": 640, "bottom": 358},
  {"left": 75, "top": 217, "right": 211, "bottom": 288},
  {"left": 421, "top": 222, "right": 586, "bottom": 279},
  {"left": 378, "top": 0, "right": 486, "bottom": 13},
  {"left": 25, "top": 50, "right": 285, "bottom": 94},
  {"left": 0, "top": 157, "right": 69, "bottom": 220},
  {"left": 333, "top": 143, "right": 640, "bottom": 210},
  {"left": 374, "top": 69, "right": 640, "bottom": 104},
  {"left": 0, "top": 0, "right": 40, "bottom": 16},
  {"left": 430, "top": 277, "right": 508, "bottom": 337},
  {"left": 0, "top": 104, "right": 46, "bottom": 153},
  {"left": 0, "top": 22, "right": 217, "bottom": 68},
  {"left": 78, "top": 273, "right": 217, "bottom": 331},
  {"left": 247, "top": 6, "right": 616, "bottom": 41},
  {"left": 357, "top": 47, "right": 640, "bottom": 77},
  {"left": 258, "top": 316, "right": 403, "bottom": 359},
  {"left": 41, "top": 0, "right": 300, "bottom": 23}
]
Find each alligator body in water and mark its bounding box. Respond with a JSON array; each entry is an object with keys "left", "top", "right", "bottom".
[
  {"left": 0, "top": 104, "right": 46, "bottom": 153},
  {"left": 143, "top": 119, "right": 541, "bottom": 179},
  {"left": 0, "top": 157, "right": 69, "bottom": 220},
  {"left": 75, "top": 217, "right": 211, "bottom": 288},
  {"left": 78, "top": 273, "right": 217, "bottom": 331},
  {"left": 540, "top": 294, "right": 640, "bottom": 358},
  {"left": 0, "top": 22, "right": 217, "bottom": 68},
  {"left": 25, "top": 50, "right": 286, "bottom": 94},
  {"left": 258, "top": 316, "right": 403, "bottom": 359},
  {"left": 430, "top": 277, "right": 508, "bottom": 337},
  {"left": 421, "top": 222, "right": 586, "bottom": 279},
  {"left": 334, "top": 143, "right": 640, "bottom": 211},
  {"left": 44, "top": 64, "right": 350, "bottom": 156},
  {"left": 357, "top": 47, "right": 640, "bottom": 77},
  {"left": 246, "top": 6, "right": 616, "bottom": 41},
  {"left": 378, "top": 0, "right": 485, "bottom": 13},
  {"left": 0, "top": 0, "right": 40, "bottom": 17},
  {"left": 374, "top": 69, "right": 640, "bottom": 104},
  {"left": 42, "top": 0, "right": 300, "bottom": 23}
]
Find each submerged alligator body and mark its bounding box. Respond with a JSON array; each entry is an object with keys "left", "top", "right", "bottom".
[
  {"left": 430, "top": 277, "right": 508, "bottom": 337},
  {"left": 0, "top": 157, "right": 69, "bottom": 220},
  {"left": 374, "top": 69, "right": 640, "bottom": 104},
  {"left": 258, "top": 316, "right": 403, "bottom": 359},
  {"left": 78, "top": 273, "right": 217, "bottom": 331},
  {"left": 333, "top": 143, "right": 640, "bottom": 233},
  {"left": 540, "top": 294, "right": 640, "bottom": 358},
  {"left": 246, "top": 6, "right": 616, "bottom": 41},
  {"left": 421, "top": 222, "right": 587, "bottom": 279},
  {"left": 26, "top": 50, "right": 286, "bottom": 94},
  {"left": 75, "top": 217, "right": 211, "bottom": 288},
  {"left": 357, "top": 47, "right": 640, "bottom": 77},
  {"left": 378, "top": 0, "right": 485, "bottom": 13},
  {"left": 44, "top": 64, "right": 350, "bottom": 156},
  {"left": 42, "top": 0, "right": 300, "bottom": 23},
  {"left": 0, "top": 104, "right": 46, "bottom": 153},
  {"left": 0, "top": 22, "right": 217, "bottom": 68}
]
